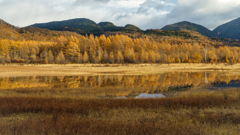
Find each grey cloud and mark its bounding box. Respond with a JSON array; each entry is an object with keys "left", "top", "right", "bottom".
[
  {"left": 73, "top": 0, "right": 111, "bottom": 6},
  {"left": 137, "top": 7, "right": 149, "bottom": 14},
  {"left": 167, "top": 0, "right": 213, "bottom": 18},
  {"left": 166, "top": 0, "right": 240, "bottom": 30},
  {"left": 137, "top": 0, "right": 165, "bottom": 14},
  {"left": 1, "top": 0, "right": 240, "bottom": 31},
  {"left": 116, "top": 14, "right": 131, "bottom": 21},
  {"left": 113, "top": 0, "right": 176, "bottom": 29},
  {"left": 136, "top": 0, "right": 240, "bottom": 30},
  {"left": 0, "top": 0, "right": 52, "bottom": 26}
]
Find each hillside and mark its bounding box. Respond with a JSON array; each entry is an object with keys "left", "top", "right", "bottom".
[
  {"left": 0, "top": 19, "right": 19, "bottom": 30},
  {"left": 30, "top": 18, "right": 102, "bottom": 35},
  {"left": 0, "top": 19, "right": 82, "bottom": 41},
  {"left": 18, "top": 27, "right": 82, "bottom": 41},
  {"left": 213, "top": 17, "right": 240, "bottom": 40},
  {"left": 161, "top": 21, "right": 215, "bottom": 37},
  {"left": 124, "top": 24, "right": 141, "bottom": 31},
  {"left": 145, "top": 29, "right": 206, "bottom": 39},
  {"left": 28, "top": 18, "right": 144, "bottom": 36},
  {"left": 0, "top": 20, "right": 20, "bottom": 40},
  {"left": 98, "top": 22, "right": 116, "bottom": 28}
]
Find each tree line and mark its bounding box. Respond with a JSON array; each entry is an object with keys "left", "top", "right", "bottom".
[{"left": 0, "top": 34, "right": 239, "bottom": 64}]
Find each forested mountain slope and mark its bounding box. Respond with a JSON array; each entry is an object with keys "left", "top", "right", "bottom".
[
  {"left": 161, "top": 21, "right": 215, "bottom": 37},
  {"left": 213, "top": 17, "right": 240, "bottom": 40}
]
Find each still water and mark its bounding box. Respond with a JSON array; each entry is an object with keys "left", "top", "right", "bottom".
[{"left": 0, "top": 72, "right": 239, "bottom": 98}]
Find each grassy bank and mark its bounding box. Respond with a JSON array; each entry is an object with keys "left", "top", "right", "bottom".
[{"left": 1, "top": 63, "right": 240, "bottom": 77}]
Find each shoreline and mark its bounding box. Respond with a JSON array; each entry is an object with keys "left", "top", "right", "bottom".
[{"left": 0, "top": 63, "right": 239, "bottom": 77}]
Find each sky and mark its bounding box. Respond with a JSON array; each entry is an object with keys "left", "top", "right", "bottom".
[{"left": 0, "top": 0, "right": 240, "bottom": 30}]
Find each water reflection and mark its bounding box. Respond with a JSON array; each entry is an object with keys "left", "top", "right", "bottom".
[
  {"left": 0, "top": 72, "right": 240, "bottom": 98},
  {"left": 212, "top": 81, "right": 240, "bottom": 89},
  {"left": 0, "top": 72, "right": 239, "bottom": 90}
]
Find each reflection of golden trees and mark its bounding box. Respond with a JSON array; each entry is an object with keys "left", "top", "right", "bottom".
[
  {"left": 0, "top": 77, "right": 49, "bottom": 89},
  {"left": 1, "top": 73, "right": 240, "bottom": 91}
]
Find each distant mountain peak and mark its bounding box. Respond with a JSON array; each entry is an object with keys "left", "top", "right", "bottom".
[
  {"left": 30, "top": 18, "right": 101, "bottom": 34},
  {"left": 0, "top": 19, "right": 19, "bottom": 30},
  {"left": 177, "top": 21, "right": 191, "bottom": 23},
  {"left": 213, "top": 17, "right": 240, "bottom": 40},
  {"left": 124, "top": 24, "right": 141, "bottom": 31},
  {"left": 161, "top": 21, "right": 215, "bottom": 37},
  {"left": 98, "top": 22, "right": 116, "bottom": 27}
]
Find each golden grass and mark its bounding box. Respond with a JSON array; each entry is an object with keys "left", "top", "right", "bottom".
[
  {"left": 1, "top": 63, "right": 240, "bottom": 77},
  {"left": 1, "top": 116, "right": 205, "bottom": 135},
  {"left": 0, "top": 89, "right": 240, "bottom": 134},
  {"left": 0, "top": 87, "right": 152, "bottom": 99}
]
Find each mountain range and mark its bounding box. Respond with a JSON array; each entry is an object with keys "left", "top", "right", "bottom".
[
  {"left": 29, "top": 18, "right": 142, "bottom": 36},
  {"left": 28, "top": 17, "right": 240, "bottom": 40},
  {"left": 1, "top": 17, "right": 240, "bottom": 40},
  {"left": 162, "top": 18, "right": 240, "bottom": 40}
]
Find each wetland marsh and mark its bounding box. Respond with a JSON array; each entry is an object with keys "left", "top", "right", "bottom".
[{"left": 0, "top": 64, "right": 240, "bottom": 135}]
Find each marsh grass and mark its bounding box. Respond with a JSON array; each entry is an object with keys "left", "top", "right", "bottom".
[
  {"left": 1, "top": 116, "right": 207, "bottom": 135},
  {"left": 0, "top": 89, "right": 240, "bottom": 134},
  {"left": 0, "top": 87, "right": 153, "bottom": 99},
  {"left": 0, "top": 93, "right": 239, "bottom": 115}
]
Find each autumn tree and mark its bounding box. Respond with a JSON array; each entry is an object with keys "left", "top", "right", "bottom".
[
  {"left": 76, "top": 53, "right": 83, "bottom": 63},
  {"left": 148, "top": 50, "right": 156, "bottom": 63},
  {"left": 97, "top": 47, "right": 103, "bottom": 63},
  {"left": 109, "top": 51, "right": 115, "bottom": 63},
  {"left": 56, "top": 50, "right": 65, "bottom": 64},
  {"left": 66, "top": 41, "right": 80, "bottom": 62},
  {"left": 48, "top": 50, "right": 54, "bottom": 63},
  {"left": 124, "top": 48, "right": 135, "bottom": 63},
  {"left": 116, "top": 50, "right": 124, "bottom": 63},
  {"left": 102, "top": 49, "right": 108, "bottom": 63},
  {"left": 83, "top": 51, "right": 89, "bottom": 63},
  {"left": 5, "top": 53, "right": 11, "bottom": 63}
]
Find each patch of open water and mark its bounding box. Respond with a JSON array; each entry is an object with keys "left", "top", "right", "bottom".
[{"left": 0, "top": 71, "right": 239, "bottom": 98}]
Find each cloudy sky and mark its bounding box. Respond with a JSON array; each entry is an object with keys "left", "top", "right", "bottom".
[{"left": 1, "top": 0, "right": 240, "bottom": 30}]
